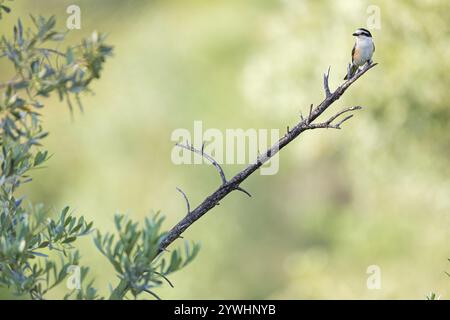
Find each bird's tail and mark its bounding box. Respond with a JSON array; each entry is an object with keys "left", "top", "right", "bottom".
[{"left": 344, "top": 64, "right": 358, "bottom": 80}]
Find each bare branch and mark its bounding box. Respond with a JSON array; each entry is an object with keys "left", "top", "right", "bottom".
[
  {"left": 176, "top": 187, "right": 191, "bottom": 215},
  {"left": 176, "top": 142, "right": 227, "bottom": 185},
  {"left": 160, "top": 62, "right": 378, "bottom": 253}
]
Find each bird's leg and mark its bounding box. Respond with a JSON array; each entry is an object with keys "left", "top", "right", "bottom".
[
  {"left": 356, "top": 61, "right": 371, "bottom": 75},
  {"left": 346, "top": 63, "right": 353, "bottom": 79}
]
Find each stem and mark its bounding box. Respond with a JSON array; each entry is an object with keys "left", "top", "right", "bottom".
[{"left": 109, "top": 279, "right": 130, "bottom": 300}]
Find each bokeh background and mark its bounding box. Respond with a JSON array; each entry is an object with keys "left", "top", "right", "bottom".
[{"left": 1, "top": 0, "right": 449, "bottom": 299}]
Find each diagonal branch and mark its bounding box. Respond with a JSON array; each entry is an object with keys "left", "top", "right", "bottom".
[{"left": 159, "top": 61, "right": 377, "bottom": 253}]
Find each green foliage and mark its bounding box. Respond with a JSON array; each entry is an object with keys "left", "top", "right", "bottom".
[
  {"left": 0, "top": 204, "right": 93, "bottom": 299},
  {"left": 95, "top": 213, "right": 199, "bottom": 299},
  {"left": 0, "top": 4, "right": 198, "bottom": 300}
]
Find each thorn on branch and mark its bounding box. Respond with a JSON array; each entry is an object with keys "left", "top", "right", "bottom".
[
  {"left": 308, "top": 104, "right": 314, "bottom": 123},
  {"left": 176, "top": 142, "right": 227, "bottom": 185},
  {"left": 236, "top": 186, "right": 252, "bottom": 198},
  {"left": 323, "top": 66, "right": 332, "bottom": 97},
  {"left": 176, "top": 187, "right": 191, "bottom": 215}
]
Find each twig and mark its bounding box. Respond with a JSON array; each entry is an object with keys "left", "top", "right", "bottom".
[
  {"left": 176, "top": 187, "right": 191, "bottom": 215},
  {"left": 159, "top": 62, "right": 378, "bottom": 253},
  {"left": 176, "top": 142, "right": 227, "bottom": 185},
  {"left": 306, "top": 106, "right": 362, "bottom": 130},
  {"left": 35, "top": 47, "right": 66, "bottom": 57}
]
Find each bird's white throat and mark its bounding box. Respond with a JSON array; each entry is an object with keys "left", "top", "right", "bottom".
[{"left": 356, "top": 36, "right": 373, "bottom": 48}]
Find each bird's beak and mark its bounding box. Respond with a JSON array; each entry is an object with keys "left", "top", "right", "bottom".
[{"left": 352, "top": 32, "right": 358, "bottom": 36}]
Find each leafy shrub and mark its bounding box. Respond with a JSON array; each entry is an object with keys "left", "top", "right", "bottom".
[{"left": 0, "top": 3, "right": 198, "bottom": 300}]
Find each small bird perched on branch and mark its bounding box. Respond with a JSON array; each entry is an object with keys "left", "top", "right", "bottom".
[{"left": 344, "top": 28, "right": 375, "bottom": 80}]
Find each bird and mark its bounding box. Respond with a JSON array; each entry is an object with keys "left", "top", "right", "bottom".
[{"left": 344, "top": 27, "right": 375, "bottom": 80}]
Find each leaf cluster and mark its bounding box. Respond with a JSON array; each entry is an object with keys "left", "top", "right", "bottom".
[
  {"left": 0, "top": 204, "right": 93, "bottom": 299},
  {"left": 95, "top": 213, "right": 200, "bottom": 299},
  {"left": 0, "top": 7, "right": 113, "bottom": 299}
]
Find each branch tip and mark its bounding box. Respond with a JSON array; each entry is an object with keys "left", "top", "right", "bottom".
[
  {"left": 335, "top": 114, "right": 354, "bottom": 128},
  {"left": 323, "top": 66, "right": 332, "bottom": 97}
]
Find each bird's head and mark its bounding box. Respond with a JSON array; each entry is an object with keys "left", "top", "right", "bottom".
[{"left": 352, "top": 28, "right": 372, "bottom": 38}]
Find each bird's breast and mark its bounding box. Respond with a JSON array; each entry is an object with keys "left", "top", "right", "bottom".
[{"left": 354, "top": 40, "right": 373, "bottom": 66}]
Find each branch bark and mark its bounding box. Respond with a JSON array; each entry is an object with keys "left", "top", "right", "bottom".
[{"left": 159, "top": 62, "right": 377, "bottom": 252}]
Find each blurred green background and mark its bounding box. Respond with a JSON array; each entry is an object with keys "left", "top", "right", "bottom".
[{"left": 1, "top": 0, "right": 450, "bottom": 299}]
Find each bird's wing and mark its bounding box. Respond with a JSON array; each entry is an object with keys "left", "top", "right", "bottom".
[
  {"left": 351, "top": 43, "right": 356, "bottom": 63},
  {"left": 373, "top": 41, "right": 375, "bottom": 53}
]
